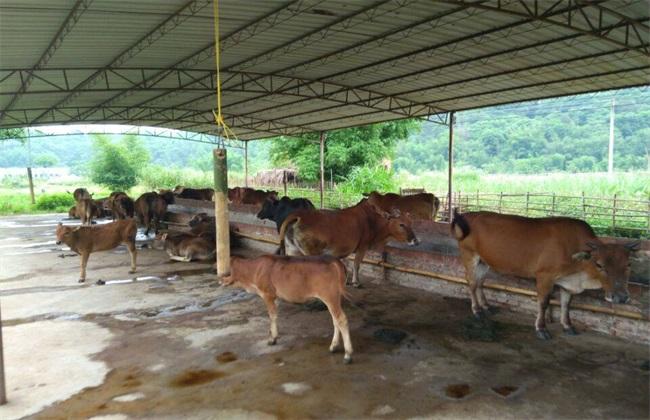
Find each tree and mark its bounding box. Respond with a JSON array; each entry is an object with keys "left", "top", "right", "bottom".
[
  {"left": 0, "top": 128, "right": 26, "bottom": 142},
  {"left": 89, "top": 135, "right": 140, "bottom": 191},
  {"left": 269, "top": 120, "right": 420, "bottom": 183},
  {"left": 34, "top": 153, "right": 58, "bottom": 167}
]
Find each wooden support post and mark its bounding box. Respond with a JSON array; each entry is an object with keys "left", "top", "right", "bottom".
[
  {"left": 213, "top": 149, "right": 230, "bottom": 277},
  {"left": 498, "top": 191, "right": 503, "bottom": 213},
  {"left": 244, "top": 141, "right": 248, "bottom": 187},
  {"left": 283, "top": 170, "right": 287, "bottom": 197},
  {"left": 0, "top": 300, "right": 6, "bottom": 405},
  {"left": 27, "top": 167, "right": 35, "bottom": 204},
  {"left": 525, "top": 192, "right": 530, "bottom": 216},
  {"left": 582, "top": 191, "right": 586, "bottom": 220},
  {"left": 319, "top": 131, "right": 327, "bottom": 209},
  {"left": 612, "top": 193, "right": 617, "bottom": 231},
  {"left": 551, "top": 193, "right": 556, "bottom": 216},
  {"left": 447, "top": 112, "right": 455, "bottom": 222}
]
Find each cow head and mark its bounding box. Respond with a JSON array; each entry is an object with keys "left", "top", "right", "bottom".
[
  {"left": 172, "top": 185, "right": 185, "bottom": 194},
  {"left": 256, "top": 197, "right": 279, "bottom": 220},
  {"left": 189, "top": 212, "right": 212, "bottom": 228},
  {"left": 365, "top": 201, "right": 419, "bottom": 246},
  {"left": 159, "top": 190, "right": 175, "bottom": 204},
  {"left": 55, "top": 222, "right": 78, "bottom": 245},
  {"left": 572, "top": 241, "right": 639, "bottom": 304},
  {"left": 152, "top": 232, "right": 168, "bottom": 250},
  {"left": 267, "top": 190, "right": 279, "bottom": 201},
  {"left": 220, "top": 256, "right": 244, "bottom": 286}
]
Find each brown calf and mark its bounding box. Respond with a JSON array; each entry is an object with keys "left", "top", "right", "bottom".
[
  {"left": 278, "top": 199, "right": 418, "bottom": 287},
  {"left": 135, "top": 192, "right": 170, "bottom": 235},
  {"left": 109, "top": 192, "right": 134, "bottom": 220},
  {"left": 55, "top": 219, "right": 137, "bottom": 283},
  {"left": 72, "top": 187, "right": 92, "bottom": 202},
  {"left": 222, "top": 255, "right": 354, "bottom": 363},
  {"left": 451, "top": 210, "right": 639, "bottom": 339},
  {"left": 364, "top": 191, "right": 440, "bottom": 221},
  {"left": 154, "top": 232, "right": 215, "bottom": 262},
  {"left": 75, "top": 198, "right": 97, "bottom": 226},
  {"left": 229, "top": 187, "right": 278, "bottom": 206}
]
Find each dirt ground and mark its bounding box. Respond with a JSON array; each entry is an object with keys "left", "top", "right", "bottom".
[{"left": 1, "top": 214, "right": 648, "bottom": 420}]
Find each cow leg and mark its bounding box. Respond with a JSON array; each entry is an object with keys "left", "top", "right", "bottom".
[
  {"left": 535, "top": 278, "right": 553, "bottom": 340},
  {"left": 126, "top": 241, "right": 137, "bottom": 274},
  {"left": 560, "top": 288, "right": 578, "bottom": 335},
  {"left": 461, "top": 253, "right": 484, "bottom": 318},
  {"left": 262, "top": 294, "right": 279, "bottom": 345},
  {"left": 351, "top": 248, "right": 367, "bottom": 288},
  {"left": 325, "top": 299, "right": 353, "bottom": 363},
  {"left": 474, "top": 261, "right": 494, "bottom": 314},
  {"left": 143, "top": 213, "right": 151, "bottom": 236},
  {"left": 79, "top": 251, "right": 90, "bottom": 283}
]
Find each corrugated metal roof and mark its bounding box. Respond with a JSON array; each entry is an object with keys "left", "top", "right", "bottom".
[{"left": 0, "top": 0, "right": 648, "bottom": 140}]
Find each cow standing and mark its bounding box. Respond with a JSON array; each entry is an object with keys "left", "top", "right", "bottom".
[
  {"left": 56, "top": 219, "right": 137, "bottom": 283},
  {"left": 109, "top": 192, "right": 134, "bottom": 220},
  {"left": 75, "top": 198, "right": 97, "bottom": 226},
  {"left": 365, "top": 191, "right": 440, "bottom": 221},
  {"left": 256, "top": 196, "right": 315, "bottom": 232},
  {"left": 278, "top": 199, "right": 419, "bottom": 287},
  {"left": 135, "top": 191, "right": 173, "bottom": 235},
  {"left": 221, "top": 255, "right": 354, "bottom": 364},
  {"left": 72, "top": 188, "right": 92, "bottom": 202},
  {"left": 451, "top": 210, "right": 638, "bottom": 339}
]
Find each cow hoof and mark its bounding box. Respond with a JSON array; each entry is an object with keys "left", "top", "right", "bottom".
[
  {"left": 128, "top": 269, "right": 136, "bottom": 274},
  {"left": 96, "top": 279, "right": 106, "bottom": 286},
  {"left": 329, "top": 345, "right": 340, "bottom": 353},
  {"left": 352, "top": 283, "right": 363, "bottom": 289},
  {"left": 473, "top": 310, "right": 485, "bottom": 320},
  {"left": 536, "top": 329, "right": 552, "bottom": 340},
  {"left": 563, "top": 326, "right": 579, "bottom": 336},
  {"left": 343, "top": 355, "right": 352, "bottom": 364},
  {"left": 267, "top": 338, "right": 277, "bottom": 346},
  {"left": 78, "top": 278, "right": 86, "bottom": 283}
]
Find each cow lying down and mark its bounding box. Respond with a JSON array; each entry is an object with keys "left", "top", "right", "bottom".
[
  {"left": 154, "top": 232, "right": 215, "bottom": 262},
  {"left": 452, "top": 210, "right": 639, "bottom": 340},
  {"left": 221, "top": 255, "right": 354, "bottom": 364},
  {"left": 55, "top": 219, "right": 137, "bottom": 283}
]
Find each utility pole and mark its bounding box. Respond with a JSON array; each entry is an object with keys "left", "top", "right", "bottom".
[{"left": 608, "top": 97, "right": 615, "bottom": 176}]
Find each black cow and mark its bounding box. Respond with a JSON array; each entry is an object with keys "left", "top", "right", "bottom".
[{"left": 256, "top": 196, "right": 316, "bottom": 232}]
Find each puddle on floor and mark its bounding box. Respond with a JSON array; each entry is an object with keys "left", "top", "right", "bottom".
[
  {"left": 491, "top": 385, "right": 519, "bottom": 397},
  {"left": 444, "top": 384, "right": 472, "bottom": 399},
  {"left": 169, "top": 369, "right": 225, "bottom": 387}
]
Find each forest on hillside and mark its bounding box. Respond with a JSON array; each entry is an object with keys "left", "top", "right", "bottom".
[{"left": 0, "top": 87, "right": 648, "bottom": 175}]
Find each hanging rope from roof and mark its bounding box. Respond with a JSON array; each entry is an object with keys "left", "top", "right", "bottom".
[{"left": 212, "top": 0, "right": 238, "bottom": 143}]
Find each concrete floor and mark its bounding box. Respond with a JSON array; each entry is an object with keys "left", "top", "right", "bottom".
[{"left": 0, "top": 214, "right": 648, "bottom": 420}]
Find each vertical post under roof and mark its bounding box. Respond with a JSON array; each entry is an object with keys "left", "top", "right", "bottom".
[
  {"left": 244, "top": 141, "right": 248, "bottom": 187},
  {"left": 213, "top": 148, "right": 230, "bottom": 277},
  {"left": 319, "top": 131, "right": 327, "bottom": 209},
  {"left": 447, "top": 112, "right": 455, "bottom": 222},
  {"left": 0, "top": 300, "right": 6, "bottom": 405}
]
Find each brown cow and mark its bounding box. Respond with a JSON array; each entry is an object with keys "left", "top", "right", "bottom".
[
  {"left": 75, "top": 198, "right": 97, "bottom": 226},
  {"left": 221, "top": 255, "right": 353, "bottom": 363},
  {"left": 93, "top": 197, "right": 111, "bottom": 218},
  {"left": 135, "top": 192, "right": 170, "bottom": 235},
  {"left": 278, "top": 199, "right": 419, "bottom": 287},
  {"left": 229, "top": 187, "right": 278, "bottom": 206},
  {"left": 72, "top": 187, "right": 92, "bottom": 202},
  {"left": 364, "top": 191, "right": 440, "bottom": 221},
  {"left": 55, "top": 219, "right": 137, "bottom": 283},
  {"left": 109, "top": 192, "right": 134, "bottom": 220},
  {"left": 173, "top": 186, "right": 214, "bottom": 201},
  {"left": 68, "top": 206, "right": 78, "bottom": 219},
  {"left": 154, "top": 232, "right": 215, "bottom": 262},
  {"left": 451, "top": 210, "right": 639, "bottom": 340}
]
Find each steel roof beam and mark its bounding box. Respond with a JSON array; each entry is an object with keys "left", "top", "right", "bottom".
[
  {"left": 0, "top": 0, "right": 93, "bottom": 123},
  {"left": 440, "top": 0, "right": 650, "bottom": 56},
  {"left": 28, "top": 0, "right": 214, "bottom": 125},
  {"left": 67, "top": 0, "right": 314, "bottom": 124},
  {"left": 210, "top": 0, "right": 607, "bottom": 119}
]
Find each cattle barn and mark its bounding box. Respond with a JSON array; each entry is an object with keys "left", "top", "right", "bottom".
[{"left": 0, "top": 1, "right": 649, "bottom": 418}]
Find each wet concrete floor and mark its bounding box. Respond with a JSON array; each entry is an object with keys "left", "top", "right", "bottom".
[{"left": 0, "top": 214, "right": 648, "bottom": 419}]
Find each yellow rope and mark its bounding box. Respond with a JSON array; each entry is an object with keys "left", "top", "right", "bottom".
[{"left": 212, "top": 0, "right": 238, "bottom": 141}]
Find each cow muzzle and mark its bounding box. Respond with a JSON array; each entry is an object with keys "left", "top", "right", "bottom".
[
  {"left": 408, "top": 236, "right": 420, "bottom": 246},
  {"left": 56, "top": 240, "right": 62, "bottom": 245}
]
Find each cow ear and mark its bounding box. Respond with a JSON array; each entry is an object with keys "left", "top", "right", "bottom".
[{"left": 572, "top": 251, "right": 591, "bottom": 261}]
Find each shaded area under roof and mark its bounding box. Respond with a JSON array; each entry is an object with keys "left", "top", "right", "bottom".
[{"left": 1, "top": 0, "right": 649, "bottom": 141}]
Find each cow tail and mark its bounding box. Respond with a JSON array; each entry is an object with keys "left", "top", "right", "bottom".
[
  {"left": 276, "top": 214, "right": 300, "bottom": 255},
  {"left": 450, "top": 208, "right": 470, "bottom": 240}
]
